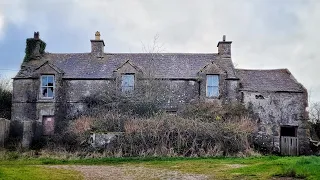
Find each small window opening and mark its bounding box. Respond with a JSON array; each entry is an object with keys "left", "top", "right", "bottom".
[
  {"left": 255, "top": 94, "right": 264, "bottom": 99},
  {"left": 240, "top": 92, "right": 244, "bottom": 103},
  {"left": 280, "top": 126, "right": 297, "bottom": 137}
]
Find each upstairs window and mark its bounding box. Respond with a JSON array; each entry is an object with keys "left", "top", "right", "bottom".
[
  {"left": 41, "top": 75, "right": 55, "bottom": 99},
  {"left": 121, "top": 74, "right": 134, "bottom": 93},
  {"left": 206, "top": 75, "right": 219, "bottom": 97}
]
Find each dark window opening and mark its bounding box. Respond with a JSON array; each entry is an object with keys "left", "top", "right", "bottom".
[
  {"left": 280, "top": 126, "right": 297, "bottom": 137},
  {"left": 255, "top": 94, "right": 265, "bottom": 99},
  {"left": 240, "top": 92, "right": 244, "bottom": 103}
]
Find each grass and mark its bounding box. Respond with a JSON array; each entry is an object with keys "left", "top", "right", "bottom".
[
  {"left": 0, "top": 165, "right": 83, "bottom": 180},
  {"left": 0, "top": 155, "right": 319, "bottom": 179}
]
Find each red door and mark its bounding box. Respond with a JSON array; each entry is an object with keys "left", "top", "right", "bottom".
[{"left": 43, "top": 116, "right": 55, "bottom": 135}]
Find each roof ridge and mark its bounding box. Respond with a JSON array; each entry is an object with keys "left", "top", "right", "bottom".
[
  {"left": 105, "top": 52, "right": 217, "bottom": 55},
  {"left": 236, "top": 68, "right": 288, "bottom": 71},
  {"left": 45, "top": 52, "right": 91, "bottom": 55},
  {"left": 45, "top": 52, "right": 218, "bottom": 55}
]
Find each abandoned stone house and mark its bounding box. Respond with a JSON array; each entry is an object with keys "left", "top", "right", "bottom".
[{"left": 11, "top": 32, "right": 309, "bottom": 154}]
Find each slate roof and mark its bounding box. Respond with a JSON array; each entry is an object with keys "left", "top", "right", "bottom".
[
  {"left": 16, "top": 52, "right": 237, "bottom": 79},
  {"left": 236, "top": 69, "right": 305, "bottom": 92}
]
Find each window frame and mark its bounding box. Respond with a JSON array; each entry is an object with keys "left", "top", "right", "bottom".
[
  {"left": 121, "top": 74, "right": 135, "bottom": 93},
  {"left": 206, "top": 74, "right": 220, "bottom": 98},
  {"left": 40, "top": 75, "right": 55, "bottom": 99}
]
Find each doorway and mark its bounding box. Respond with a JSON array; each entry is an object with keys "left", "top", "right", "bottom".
[{"left": 280, "top": 126, "right": 298, "bottom": 156}]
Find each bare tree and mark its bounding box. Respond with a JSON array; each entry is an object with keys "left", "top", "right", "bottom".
[{"left": 310, "top": 102, "right": 320, "bottom": 123}]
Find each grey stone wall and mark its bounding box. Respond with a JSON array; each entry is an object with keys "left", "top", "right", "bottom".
[{"left": 242, "top": 91, "right": 310, "bottom": 154}]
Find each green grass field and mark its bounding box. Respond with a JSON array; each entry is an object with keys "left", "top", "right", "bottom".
[{"left": 0, "top": 156, "right": 319, "bottom": 179}]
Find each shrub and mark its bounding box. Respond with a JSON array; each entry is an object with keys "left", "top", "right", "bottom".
[
  {"left": 0, "top": 78, "right": 12, "bottom": 119},
  {"left": 41, "top": 98, "right": 258, "bottom": 157}
]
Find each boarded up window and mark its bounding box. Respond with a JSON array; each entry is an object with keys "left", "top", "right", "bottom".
[
  {"left": 206, "top": 75, "right": 219, "bottom": 97},
  {"left": 43, "top": 116, "right": 55, "bottom": 136},
  {"left": 121, "top": 74, "right": 134, "bottom": 93}
]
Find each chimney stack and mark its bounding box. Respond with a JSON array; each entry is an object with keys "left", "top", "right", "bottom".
[
  {"left": 91, "top": 31, "right": 105, "bottom": 58},
  {"left": 31, "top": 31, "right": 41, "bottom": 59},
  {"left": 217, "top": 35, "right": 232, "bottom": 58}
]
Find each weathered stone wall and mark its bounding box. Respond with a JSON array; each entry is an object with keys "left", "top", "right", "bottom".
[
  {"left": 64, "top": 79, "right": 200, "bottom": 115},
  {"left": 64, "top": 79, "right": 113, "bottom": 118},
  {"left": 242, "top": 91, "right": 310, "bottom": 154}
]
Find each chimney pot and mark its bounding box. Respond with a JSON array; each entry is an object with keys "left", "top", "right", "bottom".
[
  {"left": 95, "top": 31, "right": 101, "bottom": 40},
  {"left": 223, "top": 35, "right": 226, "bottom": 41},
  {"left": 34, "top": 32, "right": 39, "bottom": 39}
]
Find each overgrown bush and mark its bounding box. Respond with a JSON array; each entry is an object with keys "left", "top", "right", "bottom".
[
  {"left": 114, "top": 114, "right": 255, "bottom": 157},
  {"left": 23, "top": 38, "right": 46, "bottom": 62},
  {"left": 48, "top": 101, "right": 257, "bottom": 157},
  {"left": 83, "top": 90, "right": 163, "bottom": 118},
  {"left": 0, "top": 78, "right": 12, "bottom": 119}
]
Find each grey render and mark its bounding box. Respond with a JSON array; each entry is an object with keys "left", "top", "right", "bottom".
[{"left": 11, "top": 32, "right": 310, "bottom": 154}]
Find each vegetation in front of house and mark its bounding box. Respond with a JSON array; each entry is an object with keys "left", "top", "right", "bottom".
[
  {"left": 0, "top": 78, "right": 12, "bottom": 119},
  {"left": 39, "top": 96, "right": 257, "bottom": 157},
  {"left": 0, "top": 155, "right": 319, "bottom": 180}
]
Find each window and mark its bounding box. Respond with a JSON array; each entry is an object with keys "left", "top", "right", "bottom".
[
  {"left": 206, "top": 75, "right": 219, "bottom": 97},
  {"left": 121, "top": 74, "right": 134, "bottom": 92},
  {"left": 41, "top": 75, "right": 54, "bottom": 98}
]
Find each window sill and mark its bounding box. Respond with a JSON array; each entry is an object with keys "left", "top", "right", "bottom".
[
  {"left": 37, "top": 98, "right": 55, "bottom": 102},
  {"left": 206, "top": 96, "right": 220, "bottom": 99}
]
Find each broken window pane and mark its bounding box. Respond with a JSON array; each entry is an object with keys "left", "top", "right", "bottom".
[
  {"left": 47, "top": 76, "right": 54, "bottom": 86},
  {"left": 41, "top": 75, "right": 54, "bottom": 98},
  {"left": 42, "top": 87, "right": 47, "bottom": 97}
]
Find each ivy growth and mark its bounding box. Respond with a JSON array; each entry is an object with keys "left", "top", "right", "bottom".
[{"left": 23, "top": 38, "right": 46, "bottom": 62}]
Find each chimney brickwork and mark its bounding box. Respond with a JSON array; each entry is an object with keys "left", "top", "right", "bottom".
[
  {"left": 91, "top": 31, "right": 105, "bottom": 58},
  {"left": 217, "top": 35, "right": 232, "bottom": 58}
]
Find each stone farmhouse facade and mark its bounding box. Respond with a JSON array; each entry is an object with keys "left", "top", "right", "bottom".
[{"left": 12, "top": 32, "right": 310, "bottom": 154}]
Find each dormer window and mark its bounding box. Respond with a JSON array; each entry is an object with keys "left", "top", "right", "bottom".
[
  {"left": 206, "top": 75, "right": 219, "bottom": 97},
  {"left": 41, "top": 75, "right": 55, "bottom": 99},
  {"left": 121, "top": 74, "right": 134, "bottom": 93}
]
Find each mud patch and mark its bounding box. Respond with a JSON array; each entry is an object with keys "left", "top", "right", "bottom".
[{"left": 46, "top": 165, "right": 208, "bottom": 180}]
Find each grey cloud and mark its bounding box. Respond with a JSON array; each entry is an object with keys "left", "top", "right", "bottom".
[{"left": 0, "top": 0, "right": 320, "bottom": 101}]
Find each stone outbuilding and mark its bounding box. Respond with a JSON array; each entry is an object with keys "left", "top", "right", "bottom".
[{"left": 11, "top": 32, "right": 310, "bottom": 154}]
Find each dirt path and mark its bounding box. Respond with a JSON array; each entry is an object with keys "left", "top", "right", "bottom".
[{"left": 46, "top": 165, "right": 208, "bottom": 180}]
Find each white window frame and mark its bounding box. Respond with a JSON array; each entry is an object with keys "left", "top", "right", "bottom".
[
  {"left": 121, "top": 74, "right": 135, "bottom": 93},
  {"left": 40, "top": 75, "right": 55, "bottom": 99},
  {"left": 206, "top": 74, "right": 219, "bottom": 98}
]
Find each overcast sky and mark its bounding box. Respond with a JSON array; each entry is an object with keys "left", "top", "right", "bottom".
[{"left": 0, "top": 0, "right": 319, "bottom": 102}]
